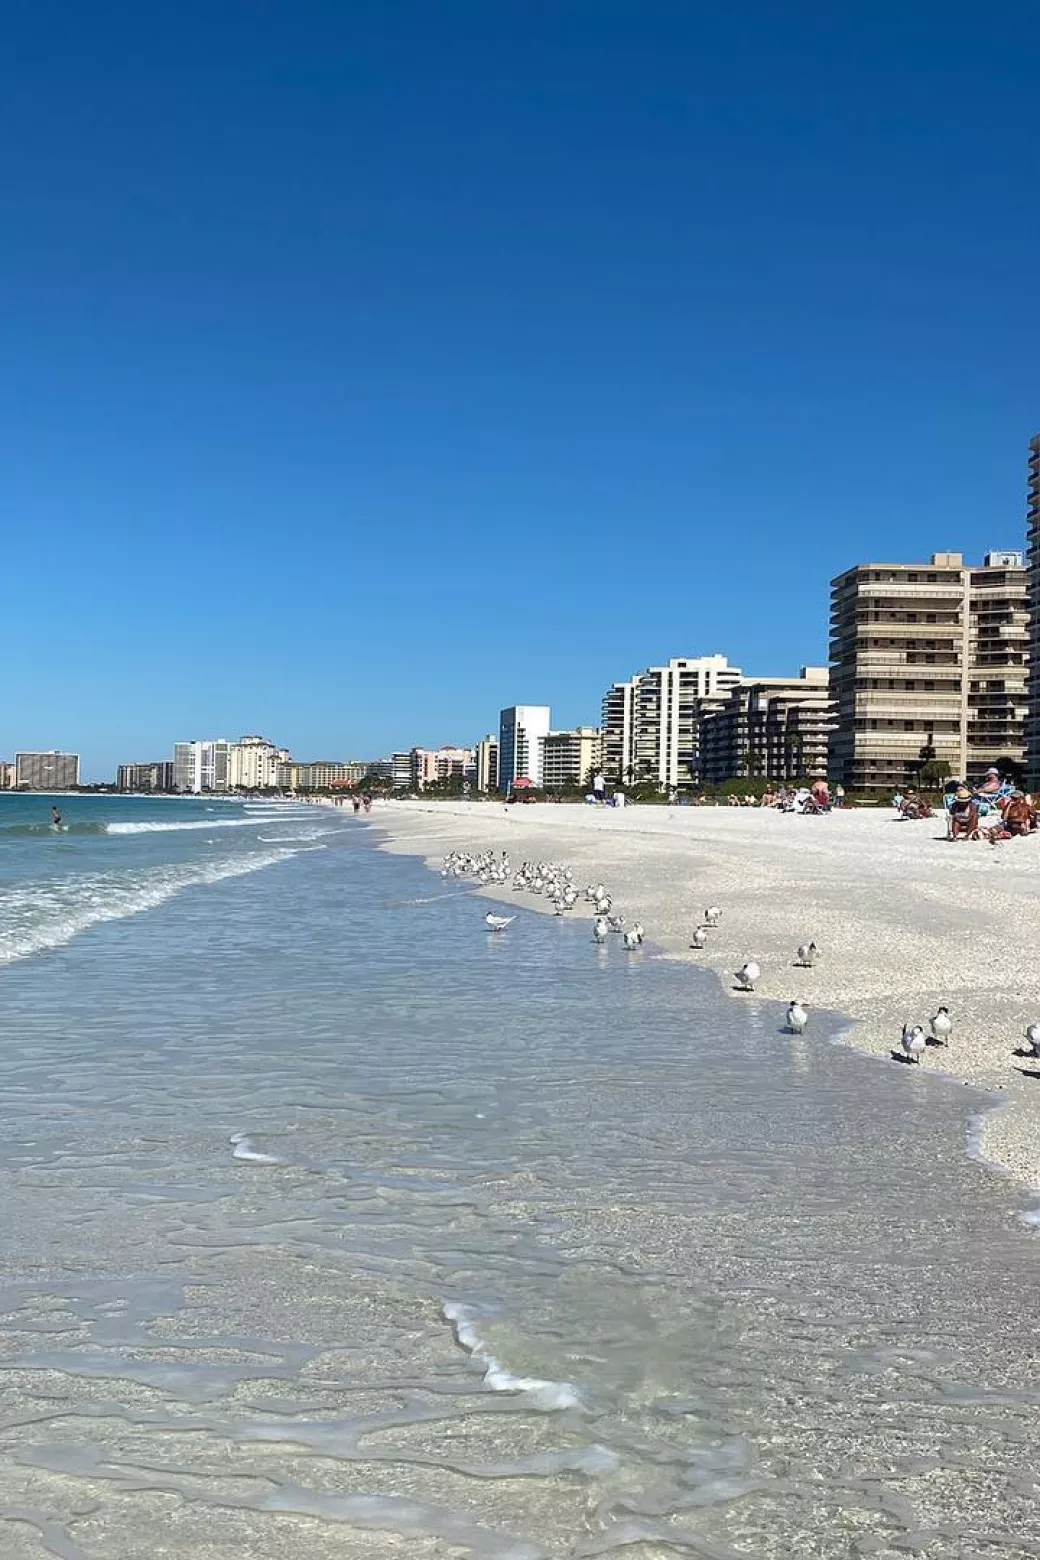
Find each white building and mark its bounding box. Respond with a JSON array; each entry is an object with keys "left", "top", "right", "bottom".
[
  {"left": 475, "top": 734, "right": 498, "bottom": 792},
  {"left": 601, "top": 655, "right": 742, "bottom": 790},
  {"left": 226, "top": 735, "right": 290, "bottom": 791},
  {"left": 498, "top": 705, "right": 552, "bottom": 791},
  {"left": 172, "top": 740, "right": 231, "bottom": 794}
]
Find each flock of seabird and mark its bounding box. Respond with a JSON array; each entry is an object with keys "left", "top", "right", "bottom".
[{"left": 441, "top": 848, "right": 1040, "bottom": 1072}]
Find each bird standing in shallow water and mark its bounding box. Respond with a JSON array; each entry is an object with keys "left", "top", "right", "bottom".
[
  {"left": 901, "top": 1024, "right": 926, "bottom": 1063},
  {"left": 929, "top": 1007, "right": 952, "bottom": 1046},
  {"left": 690, "top": 926, "right": 708, "bottom": 949},
  {"left": 592, "top": 918, "right": 609, "bottom": 943},
  {"left": 734, "top": 961, "right": 760, "bottom": 992},
  {"left": 485, "top": 913, "right": 515, "bottom": 932},
  {"left": 787, "top": 1000, "right": 808, "bottom": 1034}
]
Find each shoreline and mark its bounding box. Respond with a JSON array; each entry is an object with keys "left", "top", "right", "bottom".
[{"left": 365, "top": 798, "right": 1040, "bottom": 1195}]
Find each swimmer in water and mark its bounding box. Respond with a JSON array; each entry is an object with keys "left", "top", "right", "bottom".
[{"left": 51, "top": 806, "right": 62, "bottom": 828}]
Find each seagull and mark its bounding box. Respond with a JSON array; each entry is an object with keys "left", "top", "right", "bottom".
[
  {"left": 607, "top": 915, "right": 625, "bottom": 933},
  {"left": 795, "top": 941, "right": 819, "bottom": 968},
  {"left": 623, "top": 930, "right": 641, "bottom": 949},
  {"left": 929, "top": 1006, "right": 953, "bottom": 1046},
  {"left": 690, "top": 926, "right": 708, "bottom": 949},
  {"left": 485, "top": 913, "right": 515, "bottom": 932},
  {"left": 786, "top": 1000, "right": 808, "bottom": 1034},
  {"left": 901, "top": 1024, "right": 926, "bottom": 1064},
  {"left": 734, "top": 961, "right": 760, "bottom": 992},
  {"left": 1025, "top": 1022, "right": 1040, "bottom": 1057},
  {"left": 705, "top": 906, "right": 722, "bottom": 927},
  {"left": 592, "top": 917, "right": 609, "bottom": 943},
  {"left": 631, "top": 923, "right": 645, "bottom": 944}
]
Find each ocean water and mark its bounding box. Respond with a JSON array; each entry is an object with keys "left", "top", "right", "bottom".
[{"left": 0, "top": 797, "right": 1038, "bottom": 1557}]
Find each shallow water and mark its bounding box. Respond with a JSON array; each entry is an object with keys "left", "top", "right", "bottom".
[{"left": 0, "top": 811, "right": 1037, "bottom": 1557}]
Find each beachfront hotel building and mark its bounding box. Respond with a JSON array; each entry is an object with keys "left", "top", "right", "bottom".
[
  {"left": 829, "top": 552, "right": 1028, "bottom": 791},
  {"left": 172, "top": 739, "right": 232, "bottom": 794},
  {"left": 276, "top": 760, "right": 362, "bottom": 791},
  {"left": 600, "top": 655, "right": 742, "bottom": 790},
  {"left": 0, "top": 762, "right": 16, "bottom": 790},
  {"left": 409, "top": 746, "right": 477, "bottom": 789},
  {"left": 226, "top": 736, "right": 291, "bottom": 791},
  {"left": 540, "top": 727, "right": 603, "bottom": 791},
  {"left": 116, "top": 761, "right": 175, "bottom": 792},
  {"left": 15, "top": 751, "right": 80, "bottom": 790},
  {"left": 498, "top": 705, "right": 552, "bottom": 792},
  {"left": 475, "top": 734, "right": 498, "bottom": 793},
  {"left": 699, "top": 669, "right": 835, "bottom": 786},
  {"left": 1025, "top": 434, "right": 1040, "bottom": 782}
]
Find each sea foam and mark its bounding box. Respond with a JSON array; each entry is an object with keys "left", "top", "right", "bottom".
[{"left": 442, "top": 1301, "right": 584, "bottom": 1411}]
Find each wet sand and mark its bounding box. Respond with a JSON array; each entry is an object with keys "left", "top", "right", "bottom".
[{"left": 372, "top": 800, "right": 1040, "bottom": 1192}]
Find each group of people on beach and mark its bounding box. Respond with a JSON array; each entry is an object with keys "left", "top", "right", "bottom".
[{"left": 894, "top": 768, "right": 1038, "bottom": 841}]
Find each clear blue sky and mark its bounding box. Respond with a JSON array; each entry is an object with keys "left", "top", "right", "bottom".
[{"left": 2, "top": 1, "right": 1036, "bottom": 777}]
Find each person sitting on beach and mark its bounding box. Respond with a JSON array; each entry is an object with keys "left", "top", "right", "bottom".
[
  {"left": 898, "top": 788, "right": 933, "bottom": 821},
  {"left": 975, "top": 767, "right": 1004, "bottom": 800},
  {"left": 1003, "top": 791, "right": 1037, "bottom": 836},
  {"left": 810, "top": 777, "right": 830, "bottom": 810},
  {"left": 948, "top": 786, "right": 979, "bottom": 840}
]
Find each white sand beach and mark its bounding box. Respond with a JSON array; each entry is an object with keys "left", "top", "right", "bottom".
[{"left": 373, "top": 799, "right": 1040, "bottom": 1191}]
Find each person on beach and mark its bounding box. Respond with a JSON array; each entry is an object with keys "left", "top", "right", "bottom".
[
  {"left": 51, "top": 806, "right": 62, "bottom": 828},
  {"left": 593, "top": 772, "right": 606, "bottom": 805},
  {"left": 948, "top": 786, "right": 979, "bottom": 840},
  {"left": 352, "top": 796, "right": 361, "bottom": 815},
  {"left": 975, "top": 767, "right": 1004, "bottom": 800},
  {"left": 1003, "top": 791, "right": 1037, "bottom": 836}
]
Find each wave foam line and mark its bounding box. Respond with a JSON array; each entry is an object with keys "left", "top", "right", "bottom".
[
  {"left": 106, "top": 817, "right": 272, "bottom": 834},
  {"left": 442, "top": 1301, "right": 583, "bottom": 1412},
  {"left": 0, "top": 848, "right": 296, "bottom": 967}
]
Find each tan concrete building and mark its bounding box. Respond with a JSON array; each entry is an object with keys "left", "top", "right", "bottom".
[
  {"left": 410, "top": 746, "right": 476, "bottom": 789},
  {"left": 475, "top": 735, "right": 498, "bottom": 793},
  {"left": 829, "top": 552, "right": 1028, "bottom": 791},
  {"left": 699, "top": 669, "right": 835, "bottom": 785},
  {"left": 540, "top": 727, "right": 602, "bottom": 791}
]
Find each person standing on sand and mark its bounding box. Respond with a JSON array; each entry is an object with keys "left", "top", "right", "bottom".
[{"left": 593, "top": 772, "right": 606, "bottom": 805}]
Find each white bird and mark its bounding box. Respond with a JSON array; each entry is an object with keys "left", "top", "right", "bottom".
[
  {"left": 929, "top": 1006, "right": 953, "bottom": 1046},
  {"left": 607, "top": 915, "right": 625, "bottom": 933},
  {"left": 734, "top": 961, "right": 760, "bottom": 992},
  {"left": 631, "top": 923, "right": 645, "bottom": 944},
  {"left": 623, "top": 930, "right": 641, "bottom": 949},
  {"left": 690, "top": 926, "right": 708, "bottom": 949},
  {"left": 786, "top": 1000, "right": 808, "bottom": 1034},
  {"left": 1025, "top": 1022, "right": 1040, "bottom": 1057},
  {"left": 592, "top": 918, "right": 609, "bottom": 943},
  {"left": 795, "top": 941, "right": 819, "bottom": 968},
  {"left": 485, "top": 913, "right": 515, "bottom": 932},
  {"left": 230, "top": 1132, "right": 282, "bottom": 1166},
  {"left": 705, "top": 906, "right": 722, "bottom": 927},
  {"left": 901, "top": 1024, "right": 926, "bottom": 1064}
]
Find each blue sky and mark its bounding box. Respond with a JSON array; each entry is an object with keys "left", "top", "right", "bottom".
[{"left": 1, "top": 1, "right": 1036, "bottom": 777}]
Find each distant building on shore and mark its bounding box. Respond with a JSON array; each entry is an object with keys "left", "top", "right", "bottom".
[
  {"left": 116, "top": 761, "right": 175, "bottom": 792},
  {"left": 226, "top": 736, "right": 291, "bottom": 791},
  {"left": 0, "top": 761, "right": 16, "bottom": 791},
  {"left": 173, "top": 740, "right": 231, "bottom": 794},
  {"left": 276, "top": 760, "right": 363, "bottom": 791},
  {"left": 829, "top": 551, "right": 1028, "bottom": 790},
  {"left": 15, "top": 751, "right": 80, "bottom": 790},
  {"left": 498, "top": 705, "right": 552, "bottom": 791},
  {"left": 409, "top": 746, "right": 476, "bottom": 789},
  {"left": 699, "top": 669, "right": 834, "bottom": 786},
  {"left": 475, "top": 734, "right": 498, "bottom": 793},
  {"left": 541, "top": 727, "right": 602, "bottom": 791},
  {"left": 1025, "top": 435, "right": 1040, "bottom": 783},
  {"left": 601, "top": 655, "right": 741, "bottom": 791}
]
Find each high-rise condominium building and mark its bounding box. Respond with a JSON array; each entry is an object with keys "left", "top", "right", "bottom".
[
  {"left": 600, "top": 655, "right": 742, "bottom": 790},
  {"left": 829, "top": 552, "right": 1028, "bottom": 790},
  {"left": 475, "top": 734, "right": 498, "bottom": 793},
  {"left": 15, "top": 751, "right": 80, "bottom": 790},
  {"left": 116, "top": 761, "right": 175, "bottom": 792},
  {"left": 498, "top": 706, "right": 552, "bottom": 791},
  {"left": 276, "top": 760, "right": 359, "bottom": 791},
  {"left": 172, "top": 740, "right": 231, "bottom": 794},
  {"left": 540, "top": 727, "right": 603, "bottom": 791},
  {"left": 1025, "top": 434, "right": 1040, "bottom": 782},
  {"left": 699, "top": 669, "right": 835, "bottom": 786},
  {"left": 226, "top": 736, "right": 291, "bottom": 791}
]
